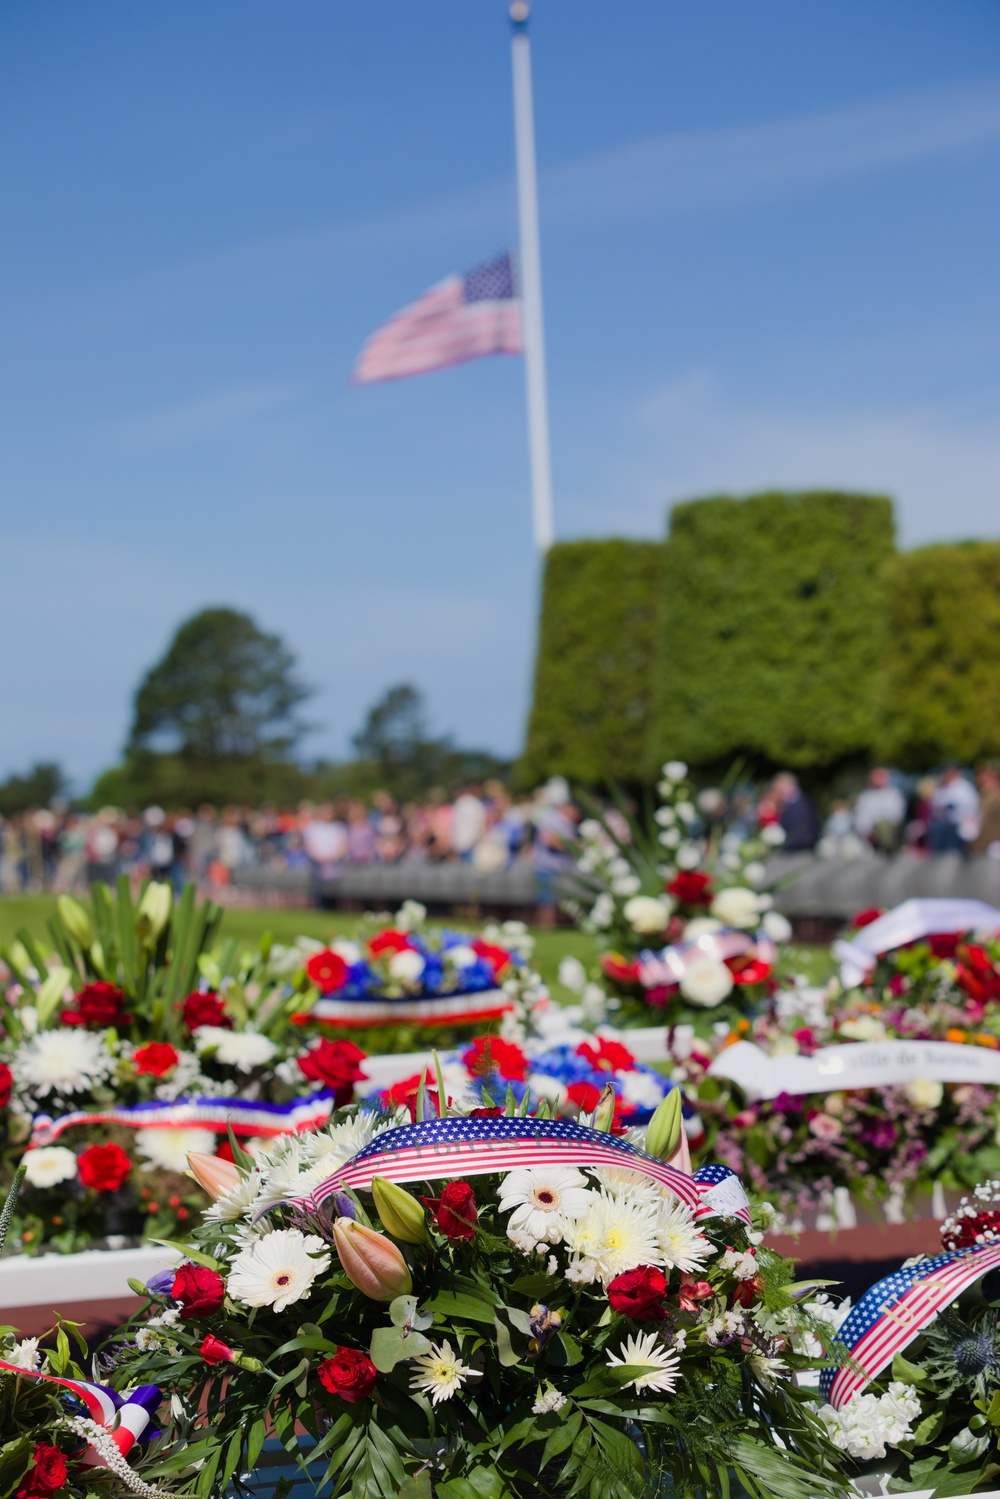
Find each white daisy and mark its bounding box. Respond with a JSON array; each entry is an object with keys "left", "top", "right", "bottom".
[
  {"left": 136, "top": 1127, "right": 217, "bottom": 1175},
  {"left": 228, "top": 1228, "right": 330, "bottom": 1312},
  {"left": 409, "top": 1340, "right": 481, "bottom": 1406},
  {"left": 607, "top": 1331, "right": 681, "bottom": 1395},
  {"left": 563, "top": 1192, "right": 662, "bottom": 1284},
  {"left": 7, "top": 1337, "right": 41, "bottom": 1370},
  {"left": 498, "top": 1166, "right": 591, "bottom": 1245},
  {"left": 23, "top": 1146, "right": 78, "bottom": 1189},
  {"left": 655, "top": 1199, "right": 713, "bottom": 1274},
  {"left": 13, "top": 1028, "right": 113, "bottom": 1098},
  {"left": 299, "top": 1112, "right": 394, "bottom": 1169},
  {"left": 203, "top": 1168, "right": 264, "bottom": 1223},
  {"left": 194, "top": 1027, "right": 277, "bottom": 1073}
]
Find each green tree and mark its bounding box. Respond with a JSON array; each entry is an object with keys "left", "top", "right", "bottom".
[
  {"left": 880, "top": 541, "right": 1000, "bottom": 767},
  {"left": 351, "top": 684, "right": 509, "bottom": 801},
  {"left": 0, "top": 763, "right": 66, "bottom": 817}
]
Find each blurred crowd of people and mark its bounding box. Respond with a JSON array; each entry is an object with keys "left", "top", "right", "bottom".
[
  {"left": 0, "top": 779, "right": 581, "bottom": 895},
  {"left": 817, "top": 764, "right": 1000, "bottom": 860}
]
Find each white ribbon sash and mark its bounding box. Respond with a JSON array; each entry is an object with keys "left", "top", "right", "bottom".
[{"left": 708, "top": 1037, "right": 1000, "bottom": 1101}]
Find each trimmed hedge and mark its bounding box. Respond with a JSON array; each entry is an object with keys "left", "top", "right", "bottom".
[
  {"left": 649, "top": 491, "right": 896, "bottom": 772},
  {"left": 879, "top": 541, "right": 1000, "bottom": 768},
  {"left": 517, "top": 540, "right": 661, "bottom": 786}
]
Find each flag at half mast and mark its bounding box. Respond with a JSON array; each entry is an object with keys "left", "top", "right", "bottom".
[{"left": 353, "top": 252, "right": 523, "bottom": 384}]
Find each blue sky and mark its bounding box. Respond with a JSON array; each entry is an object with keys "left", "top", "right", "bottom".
[{"left": 3, "top": 1, "right": 1000, "bottom": 788}]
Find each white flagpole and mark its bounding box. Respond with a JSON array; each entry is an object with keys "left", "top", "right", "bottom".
[{"left": 509, "top": 2, "right": 554, "bottom": 553}]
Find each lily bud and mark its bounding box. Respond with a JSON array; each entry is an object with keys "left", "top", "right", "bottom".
[
  {"left": 371, "top": 1177, "right": 428, "bottom": 1244},
  {"left": 645, "top": 1090, "right": 683, "bottom": 1162},
  {"left": 187, "top": 1151, "right": 241, "bottom": 1200},
  {"left": 333, "top": 1218, "right": 412, "bottom": 1301},
  {"left": 56, "top": 896, "right": 93, "bottom": 949},
  {"left": 592, "top": 1082, "right": 617, "bottom": 1133},
  {"left": 136, "top": 882, "right": 172, "bottom": 943}
]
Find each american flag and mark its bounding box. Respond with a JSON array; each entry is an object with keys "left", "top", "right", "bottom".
[
  {"left": 29, "top": 1088, "right": 336, "bottom": 1148},
  {"left": 821, "top": 1242, "right": 1000, "bottom": 1409},
  {"left": 353, "top": 253, "right": 523, "bottom": 384},
  {"left": 283, "top": 1114, "right": 751, "bottom": 1226}
]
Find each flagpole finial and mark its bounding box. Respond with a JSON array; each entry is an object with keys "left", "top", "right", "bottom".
[{"left": 509, "top": 2, "right": 529, "bottom": 28}]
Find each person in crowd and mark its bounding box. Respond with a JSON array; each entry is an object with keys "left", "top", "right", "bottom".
[
  {"left": 346, "top": 800, "right": 376, "bottom": 864},
  {"left": 302, "top": 802, "right": 348, "bottom": 877},
  {"left": 770, "top": 772, "right": 821, "bottom": 852},
  {"left": 853, "top": 766, "right": 907, "bottom": 853},
  {"left": 451, "top": 786, "right": 487, "bottom": 862},
  {"left": 530, "top": 779, "right": 577, "bottom": 927},
  {"left": 817, "top": 800, "right": 867, "bottom": 860},
  {"left": 928, "top": 766, "right": 980, "bottom": 855},
  {"left": 973, "top": 764, "right": 1000, "bottom": 858},
  {"left": 371, "top": 791, "right": 406, "bottom": 863}
]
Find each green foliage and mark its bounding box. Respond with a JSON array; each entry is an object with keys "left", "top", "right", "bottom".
[
  {"left": 0, "top": 763, "right": 66, "bottom": 817},
  {"left": 350, "top": 684, "right": 510, "bottom": 802},
  {"left": 650, "top": 491, "right": 895, "bottom": 773},
  {"left": 879, "top": 540, "right": 1000, "bottom": 768},
  {"left": 518, "top": 540, "right": 662, "bottom": 787}
]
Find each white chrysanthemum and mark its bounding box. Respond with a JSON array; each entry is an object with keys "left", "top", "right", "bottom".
[
  {"left": 228, "top": 1228, "right": 330, "bottom": 1312},
  {"left": 194, "top": 1027, "right": 277, "bottom": 1073},
  {"left": 623, "top": 896, "right": 672, "bottom": 935},
  {"left": 655, "top": 1198, "right": 713, "bottom": 1273},
  {"left": 607, "top": 1331, "right": 681, "bottom": 1394},
  {"left": 135, "top": 1127, "right": 216, "bottom": 1174},
  {"left": 409, "top": 1340, "right": 481, "bottom": 1406},
  {"left": 498, "top": 1166, "right": 591, "bottom": 1245},
  {"left": 13, "top": 1028, "right": 113, "bottom": 1097},
  {"left": 23, "top": 1145, "right": 78, "bottom": 1189},
  {"left": 679, "top": 957, "right": 734, "bottom": 1009},
  {"left": 388, "top": 949, "right": 425, "bottom": 983},
  {"left": 301, "top": 1111, "right": 394, "bottom": 1169},
  {"left": 7, "top": 1337, "right": 41, "bottom": 1370},
  {"left": 563, "top": 1191, "right": 662, "bottom": 1283},
  {"left": 618, "top": 1070, "right": 669, "bottom": 1111},
  {"left": 204, "top": 1168, "right": 264, "bottom": 1223},
  {"left": 710, "top": 886, "right": 761, "bottom": 929}
]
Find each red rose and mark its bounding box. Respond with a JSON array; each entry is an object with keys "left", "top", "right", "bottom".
[
  {"left": 305, "top": 949, "right": 349, "bottom": 993},
  {"left": 16, "top": 1445, "right": 68, "bottom": 1498},
  {"left": 929, "top": 932, "right": 962, "bottom": 960},
  {"left": 317, "top": 1347, "right": 377, "bottom": 1404},
  {"left": 298, "top": 1038, "right": 367, "bottom": 1104},
  {"left": 462, "top": 1036, "right": 528, "bottom": 1081},
  {"left": 576, "top": 1037, "right": 635, "bottom": 1073},
  {"left": 368, "top": 930, "right": 412, "bottom": 958},
  {"left": 469, "top": 1105, "right": 504, "bottom": 1117},
  {"left": 851, "top": 907, "right": 883, "bottom": 930},
  {"left": 62, "top": 981, "right": 130, "bottom": 1028},
  {"left": 77, "top": 1142, "right": 131, "bottom": 1193},
  {"left": 0, "top": 1062, "right": 11, "bottom": 1108},
  {"left": 470, "top": 940, "right": 512, "bottom": 978},
  {"left": 422, "top": 1181, "right": 477, "bottom": 1240},
  {"left": 199, "top": 1333, "right": 235, "bottom": 1365},
  {"left": 607, "top": 1265, "right": 669, "bottom": 1322},
  {"left": 172, "top": 1262, "right": 226, "bottom": 1319},
  {"left": 668, "top": 870, "right": 713, "bottom": 906},
  {"left": 179, "top": 991, "right": 231, "bottom": 1031},
  {"left": 134, "top": 1042, "right": 180, "bottom": 1077}
]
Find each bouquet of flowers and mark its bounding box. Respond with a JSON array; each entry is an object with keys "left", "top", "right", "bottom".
[
  {"left": 837, "top": 905, "right": 1000, "bottom": 1020},
  {"left": 567, "top": 763, "right": 791, "bottom": 1030},
  {"left": 104, "top": 1094, "right": 849, "bottom": 1499},
  {"left": 0, "top": 883, "right": 368, "bottom": 1255}
]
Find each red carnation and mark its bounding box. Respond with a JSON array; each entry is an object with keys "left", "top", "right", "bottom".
[
  {"left": 16, "top": 1444, "right": 68, "bottom": 1498},
  {"left": 368, "top": 930, "right": 412, "bottom": 958},
  {"left": 179, "top": 991, "right": 231, "bottom": 1032},
  {"left": 668, "top": 870, "right": 713, "bottom": 906},
  {"left": 422, "top": 1181, "right": 478, "bottom": 1240},
  {"left": 298, "top": 1038, "right": 367, "bottom": 1104},
  {"left": 471, "top": 940, "right": 512, "bottom": 978},
  {"left": 852, "top": 907, "right": 884, "bottom": 930},
  {"left": 566, "top": 1081, "right": 602, "bottom": 1114},
  {"left": 62, "top": 981, "right": 130, "bottom": 1028},
  {"left": 576, "top": 1037, "right": 635, "bottom": 1073},
  {"left": 469, "top": 1105, "right": 504, "bottom": 1117},
  {"left": 317, "top": 1347, "right": 378, "bottom": 1404},
  {"left": 305, "top": 949, "right": 349, "bottom": 993},
  {"left": 134, "top": 1041, "right": 180, "bottom": 1077},
  {"left": 199, "top": 1333, "right": 235, "bottom": 1365},
  {"left": 929, "top": 932, "right": 962, "bottom": 960},
  {"left": 607, "top": 1265, "right": 669, "bottom": 1322},
  {"left": 732, "top": 1275, "right": 764, "bottom": 1308},
  {"left": 463, "top": 1035, "right": 528, "bottom": 1081},
  {"left": 726, "top": 953, "right": 773, "bottom": 986},
  {"left": 172, "top": 1262, "right": 225, "bottom": 1319},
  {"left": 600, "top": 953, "right": 641, "bottom": 986},
  {"left": 77, "top": 1142, "right": 131, "bottom": 1193},
  {"left": 0, "top": 1062, "right": 11, "bottom": 1109}
]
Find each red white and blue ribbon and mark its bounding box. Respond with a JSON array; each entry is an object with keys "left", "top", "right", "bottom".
[
  {"left": 0, "top": 1359, "right": 159, "bottom": 1460},
  {"left": 281, "top": 1114, "right": 751, "bottom": 1225},
  {"left": 29, "top": 1090, "right": 336, "bottom": 1148},
  {"left": 638, "top": 929, "right": 777, "bottom": 988},
  {"left": 311, "top": 986, "right": 511, "bottom": 1028},
  {"left": 820, "top": 1242, "right": 1000, "bottom": 1409}
]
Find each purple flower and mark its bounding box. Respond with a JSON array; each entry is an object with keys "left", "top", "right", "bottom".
[
  {"left": 145, "top": 1269, "right": 177, "bottom": 1298},
  {"left": 771, "top": 1092, "right": 804, "bottom": 1114},
  {"left": 861, "top": 1120, "right": 898, "bottom": 1151}
]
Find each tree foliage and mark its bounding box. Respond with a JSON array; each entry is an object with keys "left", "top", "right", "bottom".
[
  {"left": 879, "top": 541, "right": 1000, "bottom": 768},
  {"left": 650, "top": 491, "right": 895, "bottom": 773},
  {"left": 0, "top": 763, "right": 66, "bottom": 816},
  {"left": 351, "top": 683, "right": 510, "bottom": 802},
  {"left": 517, "top": 539, "right": 662, "bottom": 787}
]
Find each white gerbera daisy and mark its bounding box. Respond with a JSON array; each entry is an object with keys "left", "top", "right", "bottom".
[
  {"left": 194, "top": 1027, "right": 277, "bottom": 1073},
  {"left": 228, "top": 1228, "right": 330, "bottom": 1312},
  {"left": 409, "top": 1340, "right": 481, "bottom": 1406},
  {"left": 498, "top": 1166, "right": 591, "bottom": 1244},
  {"left": 23, "top": 1145, "right": 78, "bottom": 1189},
  {"left": 563, "top": 1192, "right": 662, "bottom": 1284},
  {"left": 655, "top": 1198, "right": 712, "bottom": 1273},
  {"left": 136, "top": 1127, "right": 217, "bottom": 1175},
  {"left": 13, "top": 1028, "right": 113, "bottom": 1098},
  {"left": 607, "top": 1331, "right": 681, "bottom": 1394}
]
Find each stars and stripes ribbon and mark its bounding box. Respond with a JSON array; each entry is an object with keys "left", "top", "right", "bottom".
[
  {"left": 638, "top": 928, "right": 778, "bottom": 988},
  {"left": 28, "top": 1090, "right": 337, "bottom": 1148},
  {"left": 820, "top": 1242, "right": 1000, "bottom": 1409},
  {"left": 282, "top": 1114, "right": 751, "bottom": 1225},
  {"left": 0, "top": 1360, "right": 159, "bottom": 1460},
  {"left": 311, "top": 986, "right": 511, "bottom": 1028}
]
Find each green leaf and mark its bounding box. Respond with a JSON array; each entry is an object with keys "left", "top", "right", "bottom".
[
  {"left": 369, "top": 1324, "right": 432, "bottom": 1373},
  {"left": 396, "top": 1474, "right": 432, "bottom": 1499},
  {"left": 246, "top": 1418, "right": 267, "bottom": 1472},
  {"left": 949, "top": 1426, "right": 991, "bottom": 1466},
  {"left": 389, "top": 1295, "right": 433, "bottom": 1331},
  {"left": 0, "top": 1436, "right": 33, "bottom": 1499},
  {"left": 912, "top": 1407, "right": 945, "bottom": 1445},
  {"left": 891, "top": 1350, "right": 929, "bottom": 1386},
  {"left": 426, "top": 1288, "right": 498, "bottom": 1324},
  {"left": 35, "top": 966, "right": 72, "bottom": 1028},
  {"left": 151, "top": 1238, "right": 222, "bottom": 1270}
]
